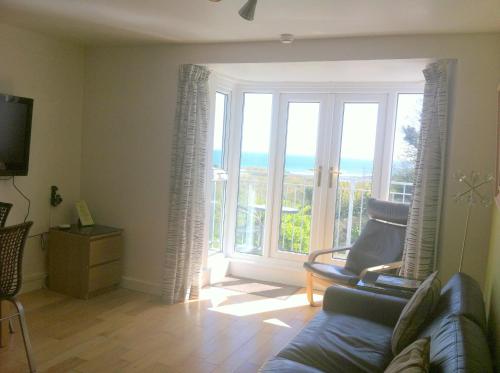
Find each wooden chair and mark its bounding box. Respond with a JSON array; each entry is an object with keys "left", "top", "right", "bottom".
[
  {"left": 0, "top": 202, "right": 13, "bottom": 228},
  {"left": 0, "top": 222, "right": 36, "bottom": 372},
  {"left": 304, "top": 198, "right": 409, "bottom": 306}
]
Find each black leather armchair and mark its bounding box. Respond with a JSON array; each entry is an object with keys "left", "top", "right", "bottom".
[{"left": 304, "top": 198, "right": 409, "bottom": 306}]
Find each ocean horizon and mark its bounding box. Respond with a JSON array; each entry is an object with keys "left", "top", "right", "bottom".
[{"left": 214, "top": 150, "right": 375, "bottom": 177}]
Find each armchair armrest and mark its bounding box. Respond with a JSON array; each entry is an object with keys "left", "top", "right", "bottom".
[
  {"left": 359, "top": 260, "right": 403, "bottom": 279},
  {"left": 307, "top": 247, "right": 351, "bottom": 262},
  {"left": 323, "top": 285, "right": 407, "bottom": 327}
]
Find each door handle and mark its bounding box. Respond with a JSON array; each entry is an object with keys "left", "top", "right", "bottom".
[
  {"left": 317, "top": 166, "right": 323, "bottom": 187},
  {"left": 329, "top": 167, "right": 341, "bottom": 188}
]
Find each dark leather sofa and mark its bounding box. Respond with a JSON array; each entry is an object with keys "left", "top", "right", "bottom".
[{"left": 261, "top": 273, "right": 493, "bottom": 372}]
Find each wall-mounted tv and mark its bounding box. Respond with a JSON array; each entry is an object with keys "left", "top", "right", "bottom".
[{"left": 0, "top": 94, "right": 33, "bottom": 176}]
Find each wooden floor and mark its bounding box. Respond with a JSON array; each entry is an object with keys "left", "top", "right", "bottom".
[{"left": 0, "top": 282, "right": 321, "bottom": 373}]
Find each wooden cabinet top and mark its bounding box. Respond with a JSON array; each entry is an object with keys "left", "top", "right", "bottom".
[{"left": 50, "top": 224, "right": 122, "bottom": 237}]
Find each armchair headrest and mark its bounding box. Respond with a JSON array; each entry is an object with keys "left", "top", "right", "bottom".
[{"left": 367, "top": 198, "right": 409, "bottom": 225}]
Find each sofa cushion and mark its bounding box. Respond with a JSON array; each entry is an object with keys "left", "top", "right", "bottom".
[
  {"left": 384, "top": 337, "right": 430, "bottom": 373},
  {"left": 276, "top": 311, "right": 394, "bottom": 373},
  {"left": 426, "top": 315, "right": 493, "bottom": 373},
  {"left": 392, "top": 272, "right": 441, "bottom": 354},
  {"left": 323, "top": 285, "right": 407, "bottom": 328}
]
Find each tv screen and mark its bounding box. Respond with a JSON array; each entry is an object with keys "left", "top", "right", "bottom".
[{"left": 0, "top": 94, "right": 33, "bottom": 176}]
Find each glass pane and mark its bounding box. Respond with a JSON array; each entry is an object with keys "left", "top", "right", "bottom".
[
  {"left": 278, "top": 102, "right": 320, "bottom": 255},
  {"left": 208, "top": 177, "right": 226, "bottom": 254},
  {"left": 235, "top": 93, "right": 273, "bottom": 255},
  {"left": 389, "top": 94, "right": 423, "bottom": 204},
  {"left": 212, "top": 92, "right": 227, "bottom": 169},
  {"left": 208, "top": 92, "right": 229, "bottom": 255},
  {"left": 333, "top": 103, "right": 379, "bottom": 255}
]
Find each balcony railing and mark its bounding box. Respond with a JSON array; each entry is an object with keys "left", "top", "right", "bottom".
[
  {"left": 225, "top": 172, "right": 413, "bottom": 256},
  {"left": 333, "top": 178, "right": 413, "bottom": 250},
  {"left": 389, "top": 181, "right": 414, "bottom": 204},
  {"left": 208, "top": 177, "right": 227, "bottom": 254}
]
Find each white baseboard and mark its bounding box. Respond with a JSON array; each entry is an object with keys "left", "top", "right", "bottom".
[
  {"left": 229, "top": 259, "right": 306, "bottom": 287},
  {"left": 121, "top": 276, "right": 162, "bottom": 295},
  {"left": 122, "top": 259, "right": 230, "bottom": 296},
  {"left": 19, "top": 272, "right": 164, "bottom": 297},
  {"left": 21, "top": 272, "right": 47, "bottom": 294},
  {"left": 120, "top": 259, "right": 314, "bottom": 296}
]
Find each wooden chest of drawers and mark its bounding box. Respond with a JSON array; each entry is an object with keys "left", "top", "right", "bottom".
[{"left": 48, "top": 225, "right": 123, "bottom": 299}]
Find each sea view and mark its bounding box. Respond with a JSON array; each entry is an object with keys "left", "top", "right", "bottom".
[{"left": 214, "top": 150, "right": 374, "bottom": 177}]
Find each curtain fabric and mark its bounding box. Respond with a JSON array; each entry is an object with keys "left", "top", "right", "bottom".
[
  {"left": 400, "top": 60, "right": 450, "bottom": 280},
  {"left": 162, "top": 64, "right": 210, "bottom": 304}
]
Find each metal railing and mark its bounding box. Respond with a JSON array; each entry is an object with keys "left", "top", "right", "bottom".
[
  {"left": 208, "top": 178, "right": 226, "bottom": 254},
  {"left": 228, "top": 172, "right": 413, "bottom": 255},
  {"left": 279, "top": 177, "right": 314, "bottom": 254},
  {"left": 389, "top": 181, "right": 414, "bottom": 204},
  {"left": 333, "top": 179, "right": 371, "bottom": 249},
  {"left": 334, "top": 178, "right": 413, "bottom": 249}
]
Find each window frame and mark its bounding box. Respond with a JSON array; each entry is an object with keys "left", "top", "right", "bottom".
[
  {"left": 387, "top": 92, "right": 425, "bottom": 204},
  {"left": 207, "top": 79, "right": 424, "bottom": 270},
  {"left": 205, "top": 77, "right": 234, "bottom": 262},
  {"left": 227, "top": 88, "right": 279, "bottom": 261}
]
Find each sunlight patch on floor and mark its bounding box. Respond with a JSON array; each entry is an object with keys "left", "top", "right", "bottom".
[
  {"left": 221, "top": 282, "right": 282, "bottom": 293},
  {"left": 199, "top": 285, "right": 241, "bottom": 307},
  {"left": 207, "top": 290, "right": 323, "bottom": 317},
  {"left": 264, "top": 318, "right": 291, "bottom": 328}
]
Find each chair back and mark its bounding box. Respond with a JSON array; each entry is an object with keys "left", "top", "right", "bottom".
[
  {"left": 0, "top": 222, "right": 33, "bottom": 298},
  {"left": 345, "top": 198, "right": 409, "bottom": 275},
  {"left": 0, "top": 202, "right": 13, "bottom": 227}
]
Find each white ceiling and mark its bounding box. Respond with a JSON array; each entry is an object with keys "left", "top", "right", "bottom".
[
  {"left": 210, "top": 60, "right": 431, "bottom": 82},
  {"left": 0, "top": 0, "right": 499, "bottom": 45}
]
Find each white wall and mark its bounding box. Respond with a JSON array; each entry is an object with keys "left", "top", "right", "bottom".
[
  {"left": 0, "top": 23, "right": 85, "bottom": 292},
  {"left": 82, "top": 33, "right": 500, "bottom": 294}
]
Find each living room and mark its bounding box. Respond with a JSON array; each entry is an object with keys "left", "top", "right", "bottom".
[{"left": 0, "top": 1, "right": 499, "bottom": 372}]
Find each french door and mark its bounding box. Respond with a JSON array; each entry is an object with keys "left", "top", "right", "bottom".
[
  {"left": 231, "top": 92, "right": 388, "bottom": 262},
  {"left": 322, "top": 94, "right": 388, "bottom": 262},
  {"left": 270, "top": 94, "right": 332, "bottom": 261}
]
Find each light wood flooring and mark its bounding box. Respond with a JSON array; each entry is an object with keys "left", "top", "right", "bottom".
[{"left": 0, "top": 281, "right": 321, "bottom": 373}]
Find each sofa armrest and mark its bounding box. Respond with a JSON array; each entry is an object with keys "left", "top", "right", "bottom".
[{"left": 322, "top": 285, "right": 408, "bottom": 327}]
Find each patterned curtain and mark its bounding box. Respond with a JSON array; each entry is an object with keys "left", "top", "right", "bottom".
[
  {"left": 400, "top": 60, "right": 450, "bottom": 280},
  {"left": 162, "top": 64, "right": 210, "bottom": 304}
]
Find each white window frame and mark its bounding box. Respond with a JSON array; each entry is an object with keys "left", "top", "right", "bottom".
[
  {"left": 204, "top": 75, "right": 234, "bottom": 269},
  {"left": 225, "top": 88, "right": 279, "bottom": 261},
  {"left": 206, "top": 78, "right": 424, "bottom": 276}
]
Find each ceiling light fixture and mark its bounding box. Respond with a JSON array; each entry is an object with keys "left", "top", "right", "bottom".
[
  {"left": 209, "top": 0, "right": 260, "bottom": 21},
  {"left": 239, "top": 0, "right": 258, "bottom": 21}
]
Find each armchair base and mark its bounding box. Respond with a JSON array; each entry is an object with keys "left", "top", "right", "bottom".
[
  {"left": 306, "top": 271, "right": 352, "bottom": 307},
  {"left": 305, "top": 260, "right": 404, "bottom": 307}
]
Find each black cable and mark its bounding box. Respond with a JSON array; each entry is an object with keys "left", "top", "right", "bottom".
[{"left": 12, "top": 176, "right": 30, "bottom": 222}]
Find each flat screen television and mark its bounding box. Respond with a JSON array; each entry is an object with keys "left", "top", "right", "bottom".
[{"left": 0, "top": 94, "right": 33, "bottom": 176}]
